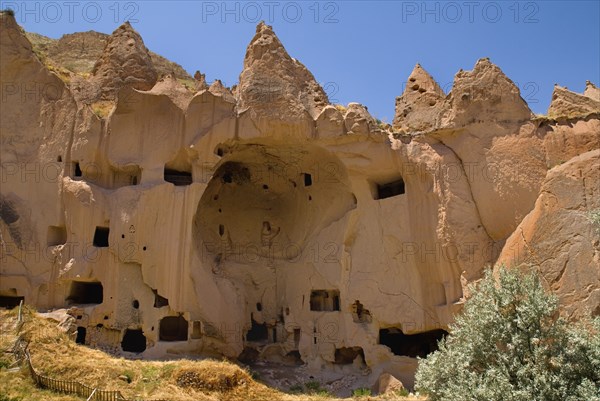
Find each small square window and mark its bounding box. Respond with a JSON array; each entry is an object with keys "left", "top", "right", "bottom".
[{"left": 93, "top": 226, "right": 109, "bottom": 247}]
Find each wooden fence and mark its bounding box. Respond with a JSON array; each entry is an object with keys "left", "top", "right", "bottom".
[{"left": 12, "top": 301, "right": 168, "bottom": 401}]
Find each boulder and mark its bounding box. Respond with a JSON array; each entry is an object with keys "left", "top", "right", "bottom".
[{"left": 372, "top": 372, "right": 405, "bottom": 395}]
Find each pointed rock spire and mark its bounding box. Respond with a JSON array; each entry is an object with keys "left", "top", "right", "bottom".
[
  {"left": 393, "top": 63, "right": 445, "bottom": 132},
  {"left": 194, "top": 70, "right": 209, "bottom": 91},
  {"left": 0, "top": 10, "right": 35, "bottom": 65},
  {"left": 87, "top": 22, "right": 157, "bottom": 102},
  {"left": 237, "top": 22, "right": 329, "bottom": 137},
  {"left": 548, "top": 83, "right": 600, "bottom": 119},
  {"left": 209, "top": 79, "right": 235, "bottom": 103},
  {"left": 584, "top": 80, "right": 600, "bottom": 102},
  {"left": 439, "top": 58, "right": 532, "bottom": 128}
]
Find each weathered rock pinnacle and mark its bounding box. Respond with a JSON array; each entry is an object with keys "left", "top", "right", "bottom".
[
  {"left": 237, "top": 22, "right": 329, "bottom": 136},
  {"left": 548, "top": 83, "right": 600, "bottom": 119},
  {"left": 85, "top": 21, "right": 157, "bottom": 102},
  {"left": 393, "top": 63, "right": 445, "bottom": 132},
  {"left": 439, "top": 58, "right": 533, "bottom": 127}
]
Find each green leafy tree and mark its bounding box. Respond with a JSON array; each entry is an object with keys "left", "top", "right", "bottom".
[{"left": 416, "top": 266, "right": 600, "bottom": 401}]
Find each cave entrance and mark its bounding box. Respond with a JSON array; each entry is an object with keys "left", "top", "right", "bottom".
[
  {"left": 246, "top": 317, "right": 268, "bottom": 342},
  {"left": 379, "top": 328, "right": 447, "bottom": 358},
  {"left": 334, "top": 346, "right": 365, "bottom": 364},
  {"left": 310, "top": 290, "right": 340, "bottom": 311},
  {"left": 121, "top": 329, "right": 146, "bottom": 353},
  {"left": 112, "top": 165, "right": 141, "bottom": 188},
  {"left": 0, "top": 295, "right": 24, "bottom": 309},
  {"left": 66, "top": 281, "right": 103, "bottom": 305},
  {"left": 152, "top": 289, "right": 169, "bottom": 308},
  {"left": 76, "top": 327, "right": 86, "bottom": 344},
  {"left": 164, "top": 167, "right": 192, "bottom": 186},
  {"left": 159, "top": 316, "right": 188, "bottom": 341},
  {"left": 194, "top": 142, "right": 357, "bottom": 265},
  {"left": 72, "top": 162, "right": 82, "bottom": 178}
]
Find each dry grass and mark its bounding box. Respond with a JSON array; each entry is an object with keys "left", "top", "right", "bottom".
[
  {"left": 334, "top": 104, "right": 347, "bottom": 113},
  {"left": 91, "top": 101, "right": 115, "bottom": 118},
  {"left": 177, "top": 78, "right": 197, "bottom": 92},
  {"left": 0, "top": 308, "right": 424, "bottom": 401}
]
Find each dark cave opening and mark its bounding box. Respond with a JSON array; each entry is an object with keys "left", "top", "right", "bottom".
[{"left": 379, "top": 327, "right": 448, "bottom": 358}]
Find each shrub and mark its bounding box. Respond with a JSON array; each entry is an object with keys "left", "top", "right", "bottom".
[
  {"left": 415, "top": 266, "right": 600, "bottom": 401},
  {"left": 304, "top": 380, "right": 330, "bottom": 396},
  {"left": 352, "top": 387, "right": 371, "bottom": 397}
]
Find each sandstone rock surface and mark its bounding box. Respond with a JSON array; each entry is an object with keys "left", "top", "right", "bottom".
[
  {"left": 26, "top": 30, "right": 192, "bottom": 80},
  {"left": 497, "top": 150, "right": 600, "bottom": 319},
  {"left": 547, "top": 84, "right": 600, "bottom": 119},
  {"left": 372, "top": 372, "right": 406, "bottom": 395},
  {"left": 1, "top": 13, "right": 598, "bottom": 391}
]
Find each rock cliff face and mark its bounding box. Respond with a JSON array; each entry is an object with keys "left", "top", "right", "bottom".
[
  {"left": 1, "top": 14, "right": 599, "bottom": 391},
  {"left": 26, "top": 30, "right": 192, "bottom": 80}
]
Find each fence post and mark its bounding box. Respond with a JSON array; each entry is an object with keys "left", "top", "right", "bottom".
[
  {"left": 17, "top": 300, "right": 23, "bottom": 323},
  {"left": 86, "top": 388, "right": 97, "bottom": 401}
]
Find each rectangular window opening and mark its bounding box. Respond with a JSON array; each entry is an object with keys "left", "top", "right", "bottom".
[
  {"left": 303, "top": 173, "right": 312, "bottom": 187},
  {"left": 66, "top": 281, "right": 103, "bottom": 305},
  {"left": 375, "top": 177, "right": 405, "bottom": 200},
  {"left": 93, "top": 226, "right": 109, "bottom": 247},
  {"left": 159, "top": 316, "right": 189, "bottom": 341},
  {"left": 47, "top": 225, "right": 67, "bottom": 246},
  {"left": 164, "top": 167, "right": 192, "bottom": 186},
  {"left": 191, "top": 321, "right": 202, "bottom": 339},
  {"left": 310, "top": 290, "right": 341, "bottom": 312}
]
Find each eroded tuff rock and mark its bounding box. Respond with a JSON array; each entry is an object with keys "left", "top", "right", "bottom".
[
  {"left": 439, "top": 58, "right": 533, "bottom": 128},
  {"left": 72, "top": 22, "right": 158, "bottom": 104},
  {"left": 1, "top": 13, "right": 599, "bottom": 391},
  {"left": 237, "top": 22, "right": 329, "bottom": 137},
  {"left": 547, "top": 83, "right": 600, "bottom": 119},
  {"left": 148, "top": 74, "right": 194, "bottom": 110},
  {"left": 497, "top": 150, "right": 600, "bottom": 319},
  {"left": 393, "top": 64, "right": 445, "bottom": 133},
  {"left": 584, "top": 80, "right": 600, "bottom": 101},
  {"left": 26, "top": 30, "right": 192, "bottom": 81},
  {"left": 209, "top": 79, "right": 235, "bottom": 104}
]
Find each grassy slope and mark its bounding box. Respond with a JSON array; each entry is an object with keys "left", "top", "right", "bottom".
[{"left": 0, "top": 309, "right": 424, "bottom": 401}]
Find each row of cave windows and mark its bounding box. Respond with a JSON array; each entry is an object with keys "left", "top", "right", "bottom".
[
  {"left": 1, "top": 290, "right": 446, "bottom": 360},
  {"left": 74, "top": 315, "right": 446, "bottom": 359},
  {"left": 69, "top": 160, "right": 406, "bottom": 200},
  {"left": 75, "top": 315, "right": 194, "bottom": 353},
  {"left": 49, "top": 176, "right": 402, "bottom": 248},
  {"left": 65, "top": 281, "right": 167, "bottom": 308},
  {"left": 71, "top": 161, "right": 192, "bottom": 187},
  {"left": 46, "top": 226, "right": 111, "bottom": 248},
  {"left": 47, "top": 225, "right": 148, "bottom": 250},
  {"left": 64, "top": 283, "right": 340, "bottom": 313}
]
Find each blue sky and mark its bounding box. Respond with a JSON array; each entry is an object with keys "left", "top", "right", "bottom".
[{"left": 5, "top": 1, "right": 599, "bottom": 122}]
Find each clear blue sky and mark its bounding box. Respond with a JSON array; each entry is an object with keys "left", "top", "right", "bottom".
[{"left": 5, "top": 0, "right": 599, "bottom": 122}]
